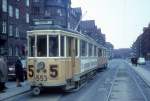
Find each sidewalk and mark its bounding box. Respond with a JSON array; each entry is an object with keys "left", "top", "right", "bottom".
[
  {"left": 128, "top": 62, "right": 150, "bottom": 87},
  {"left": 0, "top": 80, "right": 30, "bottom": 101}
]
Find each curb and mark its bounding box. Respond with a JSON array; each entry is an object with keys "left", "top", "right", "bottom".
[
  {"left": 128, "top": 63, "right": 150, "bottom": 88},
  {"left": 1, "top": 89, "right": 30, "bottom": 101}
]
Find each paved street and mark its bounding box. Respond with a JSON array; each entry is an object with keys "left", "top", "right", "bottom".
[{"left": 1, "top": 59, "right": 150, "bottom": 101}]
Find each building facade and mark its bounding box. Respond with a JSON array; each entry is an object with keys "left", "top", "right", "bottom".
[
  {"left": 0, "top": 0, "right": 30, "bottom": 65},
  {"left": 132, "top": 24, "right": 150, "bottom": 59},
  {"left": 31, "top": 0, "right": 71, "bottom": 28},
  {"left": 80, "top": 20, "right": 106, "bottom": 45},
  {"left": 68, "top": 7, "right": 82, "bottom": 31}
]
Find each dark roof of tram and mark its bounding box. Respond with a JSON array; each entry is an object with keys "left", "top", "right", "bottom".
[{"left": 29, "top": 24, "right": 80, "bottom": 34}]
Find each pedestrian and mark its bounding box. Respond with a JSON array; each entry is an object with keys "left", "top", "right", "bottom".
[
  {"left": 135, "top": 57, "right": 138, "bottom": 66},
  {"left": 15, "top": 57, "right": 24, "bottom": 87},
  {"left": 0, "top": 56, "right": 8, "bottom": 92}
]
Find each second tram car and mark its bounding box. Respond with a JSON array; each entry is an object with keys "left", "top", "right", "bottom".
[{"left": 27, "top": 28, "right": 108, "bottom": 95}]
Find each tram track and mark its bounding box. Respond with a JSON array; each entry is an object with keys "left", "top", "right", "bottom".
[
  {"left": 127, "top": 63, "right": 150, "bottom": 101},
  {"left": 127, "top": 65, "right": 149, "bottom": 101},
  {"left": 105, "top": 61, "right": 149, "bottom": 101},
  {"left": 105, "top": 64, "right": 121, "bottom": 101},
  {"left": 3, "top": 90, "right": 31, "bottom": 101}
]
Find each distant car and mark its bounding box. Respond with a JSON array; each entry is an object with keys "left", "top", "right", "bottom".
[{"left": 137, "top": 57, "right": 146, "bottom": 65}]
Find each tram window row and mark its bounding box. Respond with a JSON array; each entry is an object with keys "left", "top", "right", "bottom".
[{"left": 28, "top": 35, "right": 106, "bottom": 58}]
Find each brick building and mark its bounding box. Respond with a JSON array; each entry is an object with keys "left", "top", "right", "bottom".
[
  {"left": 31, "top": 0, "right": 71, "bottom": 28},
  {"left": 80, "top": 20, "right": 106, "bottom": 45},
  {"left": 0, "top": 0, "right": 30, "bottom": 65},
  {"left": 30, "top": 0, "right": 82, "bottom": 31}
]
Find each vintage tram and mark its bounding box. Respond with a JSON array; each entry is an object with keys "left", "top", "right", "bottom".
[{"left": 27, "top": 27, "right": 108, "bottom": 95}]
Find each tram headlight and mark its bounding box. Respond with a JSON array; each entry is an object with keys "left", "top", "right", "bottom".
[{"left": 37, "top": 62, "right": 45, "bottom": 70}]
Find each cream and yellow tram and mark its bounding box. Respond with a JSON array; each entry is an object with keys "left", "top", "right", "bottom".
[{"left": 27, "top": 28, "right": 107, "bottom": 95}]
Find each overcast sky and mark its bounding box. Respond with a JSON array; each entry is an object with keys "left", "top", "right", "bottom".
[{"left": 71, "top": 0, "right": 150, "bottom": 49}]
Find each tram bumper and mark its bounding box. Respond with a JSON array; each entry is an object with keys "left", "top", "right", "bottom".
[{"left": 30, "top": 80, "right": 67, "bottom": 88}]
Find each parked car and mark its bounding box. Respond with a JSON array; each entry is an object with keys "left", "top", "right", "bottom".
[
  {"left": 137, "top": 57, "right": 146, "bottom": 65},
  {"left": 8, "top": 65, "right": 16, "bottom": 80}
]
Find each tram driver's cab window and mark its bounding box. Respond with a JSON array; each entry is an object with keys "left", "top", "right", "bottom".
[
  {"left": 37, "top": 35, "right": 47, "bottom": 57},
  {"left": 49, "top": 35, "right": 58, "bottom": 57},
  {"left": 29, "top": 36, "right": 35, "bottom": 57}
]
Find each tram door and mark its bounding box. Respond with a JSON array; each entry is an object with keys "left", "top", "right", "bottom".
[{"left": 66, "top": 37, "right": 76, "bottom": 77}]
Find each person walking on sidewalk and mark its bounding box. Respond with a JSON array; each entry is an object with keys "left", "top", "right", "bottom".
[
  {"left": 0, "top": 56, "right": 8, "bottom": 92},
  {"left": 15, "top": 57, "right": 24, "bottom": 87}
]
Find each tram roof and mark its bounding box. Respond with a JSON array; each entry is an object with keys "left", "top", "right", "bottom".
[
  {"left": 28, "top": 25, "right": 106, "bottom": 49},
  {"left": 29, "top": 25, "right": 80, "bottom": 34}
]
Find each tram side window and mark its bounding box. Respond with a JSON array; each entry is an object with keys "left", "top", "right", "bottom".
[
  {"left": 94, "top": 46, "right": 97, "bottom": 56},
  {"left": 37, "top": 35, "right": 47, "bottom": 57},
  {"left": 89, "top": 43, "right": 93, "bottom": 56},
  {"left": 80, "top": 40, "right": 87, "bottom": 56},
  {"left": 98, "top": 49, "right": 102, "bottom": 57},
  {"left": 29, "top": 36, "right": 35, "bottom": 57},
  {"left": 49, "top": 35, "right": 58, "bottom": 57},
  {"left": 103, "top": 50, "right": 106, "bottom": 57},
  {"left": 61, "top": 36, "right": 64, "bottom": 56}
]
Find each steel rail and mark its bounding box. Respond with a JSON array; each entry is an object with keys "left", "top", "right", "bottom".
[
  {"left": 105, "top": 67, "right": 120, "bottom": 101},
  {"left": 127, "top": 66, "right": 148, "bottom": 101}
]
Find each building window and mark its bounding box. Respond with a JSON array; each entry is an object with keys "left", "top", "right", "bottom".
[
  {"left": 26, "top": 13, "right": 29, "bottom": 23},
  {"left": 9, "top": 5, "right": 13, "bottom": 17},
  {"left": 26, "top": 0, "right": 29, "bottom": 7},
  {"left": 15, "top": 47, "right": 19, "bottom": 56},
  {"left": 32, "top": 6, "right": 40, "bottom": 15},
  {"left": 57, "top": 9, "right": 62, "bottom": 16},
  {"left": 2, "top": 0, "right": 7, "bottom": 12},
  {"left": 0, "top": 46, "right": 6, "bottom": 55},
  {"left": 45, "top": 10, "right": 51, "bottom": 17},
  {"left": 2, "top": 22, "right": 7, "bottom": 34},
  {"left": 57, "top": 0, "right": 61, "bottom": 3},
  {"left": 8, "top": 47, "right": 13, "bottom": 56},
  {"left": 68, "top": 22, "right": 70, "bottom": 29},
  {"left": 9, "top": 25, "right": 13, "bottom": 36},
  {"left": 15, "top": 27, "right": 19, "bottom": 37},
  {"left": 15, "top": 8, "right": 19, "bottom": 19},
  {"left": 33, "top": 0, "right": 39, "bottom": 2}
]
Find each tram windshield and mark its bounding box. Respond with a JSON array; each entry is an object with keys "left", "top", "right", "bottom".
[
  {"left": 37, "top": 35, "right": 47, "bottom": 57},
  {"left": 28, "top": 35, "right": 60, "bottom": 57},
  {"left": 49, "top": 35, "right": 58, "bottom": 57}
]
